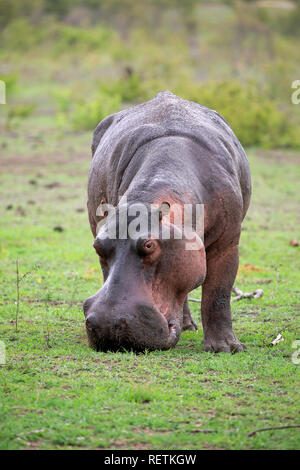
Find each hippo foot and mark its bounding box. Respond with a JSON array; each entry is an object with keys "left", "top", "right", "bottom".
[
  {"left": 203, "top": 333, "right": 246, "bottom": 353},
  {"left": 182, "top": 316, "right": 198, "bottom": 332}
]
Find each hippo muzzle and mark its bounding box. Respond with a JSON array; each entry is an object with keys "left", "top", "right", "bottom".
[{"left": 83, "top": 295, "right": 180, "bottom": 352}]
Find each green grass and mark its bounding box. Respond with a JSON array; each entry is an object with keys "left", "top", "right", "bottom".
[
  {"left": 1, "top": 0, "right": 299, "bottom": 451},
  {"left": 0, "top": 128, "right": 299, "bottom": 450}
]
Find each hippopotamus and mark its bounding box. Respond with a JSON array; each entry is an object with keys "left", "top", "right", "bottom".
[{"left": 84, "top": 91, "right": 251, "bottom": 353}]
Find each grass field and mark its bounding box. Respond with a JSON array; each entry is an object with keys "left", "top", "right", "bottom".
[
  {"left": 0, "top": 123, "right": 299, "bottom": 449},
  {"left": 1, "top": 0, "right": 300, "bottom": 451}
]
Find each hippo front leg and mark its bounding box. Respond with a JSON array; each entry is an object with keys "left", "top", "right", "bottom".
[
  {"left": 201, "top": 244, "right": 246, "bottom": 353},
  {"left": 182, "top": 297, "right": 198, "bottom": 331}
]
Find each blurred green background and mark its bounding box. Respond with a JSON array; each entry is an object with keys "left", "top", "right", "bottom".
[{"left": 1, "top": 0, "right": 300, "bottom": 148}]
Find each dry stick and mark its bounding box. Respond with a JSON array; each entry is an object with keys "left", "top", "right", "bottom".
[
  {"left": 231, "top": 286, "right": 264, "bottom": 301},
  {"left": 188, "top": 298, "right": 201, "bottom": 303},
  {"left": 248, "top": 425, "right": 300, "bottom": 437},
  {"left": 189, "top": 286, "right": 264, "bottom": 304},
  {"left": 16, "top": 258, "right": 20, "bottom": 332},
  {"left": 15, "top": 261, "right": 40, "bottom": 333},
  {"left": 44, "top": 293, "right": 51, "bottom": 348}
]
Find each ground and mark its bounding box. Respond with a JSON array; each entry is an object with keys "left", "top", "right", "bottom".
[{"left": 0, "top": 125, "right": 299, "bottom": 450}]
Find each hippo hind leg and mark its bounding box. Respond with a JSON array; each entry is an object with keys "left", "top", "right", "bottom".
[{"left": 182, "top": 297, "right": 198, "bottom": 331}]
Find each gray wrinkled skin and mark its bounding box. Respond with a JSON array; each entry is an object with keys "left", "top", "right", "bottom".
[{"left": 85, "top": 91, "right": 251, "bottom": 353}]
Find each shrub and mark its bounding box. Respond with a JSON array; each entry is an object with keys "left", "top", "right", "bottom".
[
  {"left": 53, "top": 89, "right": 73, "bottom": 113},
  {"left": 0, "top": 19, "right": 45, "bottom": 51},
  {"left": 177, "top": 80, "right": 300, "bottom": 149},
  {"left": 49, "top": 23, "right": 113, "bottom": 54},
  {"left": 68, "top": 92, "right": 121, "bottom": 131},
  {"left": 56, "top": 73, "right": 147, "bottom": 131},
  {"left": 0, "top": 73, "right": 18, "bottom": 96},
  {"left": 5, "top": 103, "right": 35, "bottom": 130},
  {"left": 101, "top": 72, "right": 147, "bottom": 104}
]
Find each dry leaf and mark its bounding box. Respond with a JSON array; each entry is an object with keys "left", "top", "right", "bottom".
[{"left": 270, "top": 334, "right": 284, "bottom": 346}]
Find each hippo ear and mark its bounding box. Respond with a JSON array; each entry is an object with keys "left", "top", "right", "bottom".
[
  {"left": 91, "top": 114, "right": 116, "bottom": 157},
  {"left": 158, "top": 202, "right": 170, "bottom": 221}
]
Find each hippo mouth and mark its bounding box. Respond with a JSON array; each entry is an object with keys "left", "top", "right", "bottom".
[{"left": 85, "top": 311, "right": 181, "bottom": 353}]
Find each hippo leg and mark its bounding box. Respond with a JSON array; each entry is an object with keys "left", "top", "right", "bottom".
[
  {"left": 182, "top": 297, "right": 198, "bottom": 331},
  {"left": 201, "top": 244, "right": 246, "bottom": 353}
]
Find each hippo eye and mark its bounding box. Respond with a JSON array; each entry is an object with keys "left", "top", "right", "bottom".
[{"left": 141, "top": 239, "right": 157, "bottom": 255}]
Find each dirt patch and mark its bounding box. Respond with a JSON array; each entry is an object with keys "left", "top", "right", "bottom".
[
  {"left": 112, "top": 440, "right": 152, "bottom": 450},
  {"left": 22, "top": 297, "right": 83, "bottom": 307},
  {"left": 133, "top": 427, "right": 171, "bottom": 436},
  {"left": 21, "top": 441, "right": 42, "bottom": 450},
  {"left": 238, "top": 263, "right": 264, "bottom": 274},
  {"left": 1, "top": 151, "right": 87, "bottom": 174},
  {"left": 256, "top": 149, "right": 300, "bottom": 165}
]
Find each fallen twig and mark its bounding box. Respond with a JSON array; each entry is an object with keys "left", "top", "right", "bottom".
[
  {"left": 231, "top": 286, "right": 263, "bottom": 302},
  {"left": 248, "top": 425, "right": 300, "bottom": 437},
  {"left": 16, "top": 259, "right": 20, "bottom": 332},
  {"left": 189, "top": 286, "right": 264, "bottom": 304},
  {"left": 190, "top": 429, "right": 214, "bottom": 434},
  {"left": 270, "top": 333, "right": 284, "bottom": 346},
  {"left": 256, "top": 279, "right": 272, "bottom": 285}
]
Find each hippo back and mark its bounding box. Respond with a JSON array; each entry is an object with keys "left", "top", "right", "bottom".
[{"left": 89, "top": 91, "right": 251, "bottom": 216}]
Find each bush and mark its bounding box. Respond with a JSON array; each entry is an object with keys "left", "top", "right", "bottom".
[
  {"left": 56, "top": 73, "right": 147, "bottom": 131},
  {"left": 56, "top": 78, "right": 300, "bottom": 148},
  {"left": 49, "top": 23, "right": 113, "bottom": 54},
  {"left": 0, "top": 74, "right": 35, "bottom": 129},
  {"left": 0, "top": 19, "right": 46, "bottom": 51},
  {"left": 67, "top": 92, "right": 121, "bottom": 131},
  {"left": 177, "top": 80, "right": 300, "bottom": 149},
  {"left": 101, "top": 72, "right": 147, "bottom": 104},
  {"left": 0, "top": 73, "right": 18, "bottom": 96}
]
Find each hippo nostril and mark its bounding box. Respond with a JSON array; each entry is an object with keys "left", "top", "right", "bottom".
[
  {"left": 168, "top": 320, "right": 176, "bottom": 339},
  {"left": 86, "top": 314, "right": 98, "bottom": 331}
]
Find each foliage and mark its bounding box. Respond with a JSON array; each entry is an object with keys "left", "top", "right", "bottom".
[
  {"left": 102, "top": 72, "right": 147, "bottom": 104},
  {"left": 0, "top": 73, "right": 18, "bottom": 96},
  {"left": 0, "top": 2, "right": 299, "bottom": 147},
  {"left": 55, "top": 73, "right": 148, "bottom": 131},
  {"left": 68, "top": 92, "right": 121, "bottom": 131},
  {"left": 177, "top": 80, "right": 300, "bottom": 148},
  {"left": 0, "top": 74, "right": 35, "bottom": 129}
]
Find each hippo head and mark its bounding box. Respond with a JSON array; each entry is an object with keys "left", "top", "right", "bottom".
[{"left": 83, "top": 201, "right": 206, "bottom": 352}]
